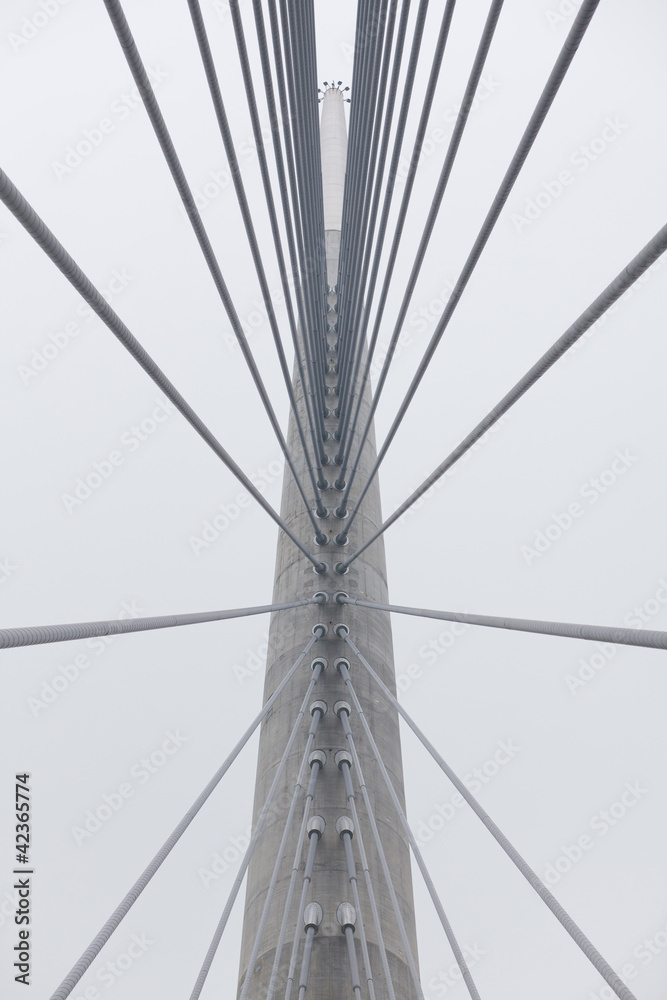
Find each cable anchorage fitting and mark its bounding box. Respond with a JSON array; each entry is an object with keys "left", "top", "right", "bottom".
[
  {"left": 333, "top": 622, "right": 349, "bottom": 638},
  {"left": 333, "top": 700, "right": 351, "bottom": 718},
  {"left": 311, "top": 623, "right": 328, "bottom": 638},
  {"left": 306, "top": 816, "right": 326, "bottom": 840},
  {"left": 336, "top": 902, "right": 356, "bottom": 931},
  {"left": 310, "top": 700, "right": 328, "bottom": 718},
  {"left": 308, "top": 750, "right": 327, "bottom": 769},
  {"left": 304, "top": 902, "right": 323, "bottom": 931},
  {"left": 312, "top": 592, "right": 329, "bottom": 605},
  {"left": 335, "top": 750, "right": 352, "bottom": 770},
  {"left": 335, "top": 815, "right": 354, "bottom": 838},
  {"left": 332, "top": 592, "right": 349, "bottom": 605},
  {"left": 310, "top": 657, "right": 328, "bottom": 672}
]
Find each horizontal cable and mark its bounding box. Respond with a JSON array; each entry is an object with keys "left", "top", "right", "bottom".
[
  {"left": 0, "top": 597, "right": 325, "bottom": 650},
  {"left": 338, "top": 597, "right": 667, "bottom": 652},
  {"left": 337, "top": 0, "right": 601, "bottom": 541},
  {"left": 337, "top": 220, "right": 667, "bottom": 568},
  {"left": 344, "top": 633, "right": 638, "bottom": 1000},
  {"left": 48, "top": 631, "right": 322, "bottom": 1000},
  {"left": 0, "top": 167, "right": 324, "bottom": 572}
]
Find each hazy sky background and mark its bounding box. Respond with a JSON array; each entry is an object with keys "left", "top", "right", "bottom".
[{"left": 2, "top": 1, "right": 667, "bottom": 998}]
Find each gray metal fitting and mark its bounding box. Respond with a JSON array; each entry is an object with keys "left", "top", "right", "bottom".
[
  {"left": 334, "top": 657, "right": 350, "bottom": 674},
  {"left": 308, "top": 750, "right": 327, "bottom": 769},
  {"left": 333, "top": 699, "right": 351, "bottom": 718},
  {"left": 310, "top": 657, "right": 328, "bottom": 672},
  {"left": 304, "top": 901, "right": 323, "bottom": 931},
  {"left": 307, "top": 815, "right": 326, "bottom": 839},
  {"left": 315, "top": 505, "right": 330, "bottom": 519},
  {"left": 317, "top": 479, "right": 330, "bottom": 491},
  {"left": 333, "top": 591, "right": 349, "bottom": 605},
  {"left": 310, "top": 700, "right": 327, "bottom": 718},
  {"left": 336, "top": 902, "right": 356, "bottom": 931},
  {"left": 312, "top": 592, "right": 329, "bottom": 605},
  {"left": 335, "top": 815, "right": 354, "bottom": 838},
  {"left": 333, "top": 622, "right": 349, "bottom": 637},
  {"left": 334, "top": 562, "right": 349, "bottom": 575},
  {"left": 314, "top": 561, "right": 329, "bottom": 576},
  {"left": 335, "top": 750, "right": 352, "bottom": 770},
  {"left": 312, "top": 623, "right": 328, "bottom": 638}
]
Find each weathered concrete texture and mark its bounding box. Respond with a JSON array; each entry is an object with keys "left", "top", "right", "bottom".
[{"left": 237, "top": 88, "right": 419, "bottom": 1000}]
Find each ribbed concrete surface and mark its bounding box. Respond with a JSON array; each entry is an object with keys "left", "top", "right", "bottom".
[{"left": 237, "top": 87, "right": 419, "bottom": 1000}]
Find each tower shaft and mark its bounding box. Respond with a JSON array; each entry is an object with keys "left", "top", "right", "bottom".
[{"left": 237, "top": 87, "right": 419, "bottom": 1000}]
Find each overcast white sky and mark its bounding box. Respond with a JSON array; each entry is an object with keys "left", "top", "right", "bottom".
[{"left": 2, "top": 1, "right": 667, "bottom": 998}]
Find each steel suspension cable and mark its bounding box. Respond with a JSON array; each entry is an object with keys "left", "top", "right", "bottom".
[
  {"left": 265, "top": 754, "right": 325, "bottom": 1000},
  {"left": 102, "top": 0, "right": 317, "bottom": 528},
  {"left": 335, "top": 0, "right": 427, "bottom": 412},
  {"left": 338, "top": 659, "right": 481, "bottom": 1000},
  {"left": 186, "top": 0, "right": 327, "bottom": 524},
  {"left": 0, "top": 168, "right": 325, "bottom": 572},
  {"left": 336, "top": 750, "right": 397, "bottom": 1000},
  {"left": 188, "top": 658, "right": 325, "bottom": 1000},
  {"left": 343, "top": 632, "right": 639, "bottom": 1000},
  {"left": 283, "top": 822, "right": 325, "bottom": 1000},
  {"left": 337, "top": 0, "right": 601, "bottom": 539},
  {"left": 267, "top": 0, "right": 328, "bottom": 466},
  {"left": 335, "top": 712, "right": 424, "bottom": 1000},
  {"left": 250, "top": 0, "right": 329, "bottom": 481},
  {"left": 281, "top": 0, "right": 328, "bottom": 434},
  {"left": 336, "top": 0, "right": 504, "bottom": 509},
  {"left": 334, "top": 0, "right": 399, "bottom": 425},
  {"left": 239, "top": 701, "right": 327, "bottom": 1000},
  {"left": 336, "top": 595, "right": 667, "bottom": 652},
  {"left": 337, "top": 816, "right": 377, "bottom": 1000},
  {"left": 0, "top": 596, "right": 327, "bottom": 650},
  {"left": 47, "top": 629, "right": 324, "bottom": 1000},
  {"left": 336, "top": 0, "right": 456, "bottom": 466},
  {"left": 336, "top": 0, "right": 388, "bottom": 390},
  {"left": 336, "top": 220, "right": 667, "bottom": 568}
]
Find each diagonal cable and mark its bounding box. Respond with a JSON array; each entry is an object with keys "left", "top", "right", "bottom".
[
  {"left": 101, "top": 0, "right": 318, "bottom": 531},
  {"left": 336, "top": 0, "right": 504, "bottom": 508},
  {"left": 336, "top": 220, "right": 667, "bottom": 568},
  {"left": 47, "top": 629, "right": 324, "bottom": 1000},
  {"left": 338, "top": 660, "right": 481, "bottom": 1000},
  {"left": 188, "top": 658, "right": 325, "bottom": 1000},
  {"left": 337, "top": 0, "right": 601, "bottom": 540},
  {"left": 344, "top": 632, "right": 638, "bottom": 1000},
  {"left": 0, "top": 167, "right": 325, "bottom": 572},
  {"left": 186, "top": 0, "right": 327, "bottom": 525}
]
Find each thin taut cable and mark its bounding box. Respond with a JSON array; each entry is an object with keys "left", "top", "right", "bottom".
[
  {"left": 337, "top": 0, "right": 602, "bottom": 542},
  {"left": 343, "top": 632, "right": 638, "bottom": 1000},
  {"left": 0, "top": 167, "right": 325, "bottom": 572},
  {"left": 47, "top": 630, "right": 324, "bottom": 1000}
]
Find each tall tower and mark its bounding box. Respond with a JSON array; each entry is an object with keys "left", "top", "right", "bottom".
[{"left": 237, "top": 86, "right": 419, "bottom": 999}]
